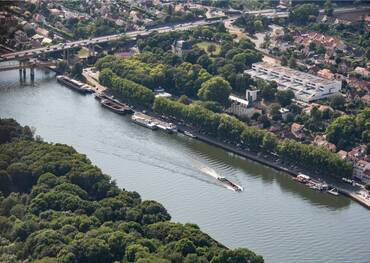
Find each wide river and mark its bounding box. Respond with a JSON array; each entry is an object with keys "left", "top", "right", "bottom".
[{"left": 1, "top": 69, "right": 369, "bottom": 263}]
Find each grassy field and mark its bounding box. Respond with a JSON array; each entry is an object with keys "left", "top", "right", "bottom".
[
  {"left": 196, "top": 41, "right": 221, "bottom": 56},
  {"left": 78, "top": 47, "right": 90, "bottom": 58}
]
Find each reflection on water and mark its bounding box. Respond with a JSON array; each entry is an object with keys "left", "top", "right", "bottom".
[
  {"left": 0, "top": 68, "right": 369, "bottom": 263},
  {"left": 182, "top": 138, "right": 350, "bottom": 209}
]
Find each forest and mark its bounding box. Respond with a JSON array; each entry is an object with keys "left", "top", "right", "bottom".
[{"left": 0, "top": 118, "right": 263, "bottom": 263}]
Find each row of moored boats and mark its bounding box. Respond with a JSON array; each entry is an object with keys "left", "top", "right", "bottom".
[
  {"left": 58, "top": 74, "right": 242, "bottom": 192},
  {"left": 294, "top": 173, "right": 339, "bottom": 196}
]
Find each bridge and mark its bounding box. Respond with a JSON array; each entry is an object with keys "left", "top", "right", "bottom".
[
  {"left": 1, "top": 5, "right": 368, "bottom": 64},
  {"left": 0, "top": 60, "right": 56, "bottom": 72},
  {"left": 0, "top": 19, "right": 230, "bottom": 63},
  {"left": 0, "top": 59, "right": 56, "bottom": 82}
]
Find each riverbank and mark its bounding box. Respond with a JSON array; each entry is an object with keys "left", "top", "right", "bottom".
[
  {"left": 2, "top": 70, "right": 370, "bottom": 263},
  {"left": 173, "top": 125, "right": 370, "bottom": 209},
  {"left": 73, "top": 71, "right": 370, "bottom": 209}
]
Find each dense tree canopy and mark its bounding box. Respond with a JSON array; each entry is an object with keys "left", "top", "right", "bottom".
[
  {"left": 198, "top": 76, "right": 232, "bottom": 106},
  {"left": 0, "top": 119, "right": 263, "bottom": 262},
  {"left": 289, "top": 4, "right": 320, "bottom": 25},
  {"left": 153, "top": 97, "right": 353, "bottom": 178},
  {"left": 326, "top": 108, "right": 370, "bottom": 150}
]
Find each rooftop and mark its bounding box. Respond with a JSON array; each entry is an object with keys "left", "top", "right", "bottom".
[{"left": 251, "top": 62, "right": 338, "bottom": 86}]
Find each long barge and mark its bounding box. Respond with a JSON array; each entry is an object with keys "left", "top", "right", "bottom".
[
  {"left": 100, "top": 99, "right": 132, "bottom": 115},
  {"left": 217, "top": 176, "right": 243, "bottom": 192},
  {"left": 57, "top": 75, "right": 94, "bottom": 94}
]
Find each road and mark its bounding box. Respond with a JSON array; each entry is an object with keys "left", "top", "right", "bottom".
[
  {"left": 0, "top": 18, "right": 233, "bottom": 63},
  {"left": 2, "top": 5, "right": 368, "bottom": 63}
]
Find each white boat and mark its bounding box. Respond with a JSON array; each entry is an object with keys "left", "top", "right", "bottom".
[
  {"left": 328, "top": 188, "right": 339, "bottom": 196},
  {"left": 131, "top": 113, "right": 158, "bottom": 130},
  {"left": 156, "top": 122, "right": 177, "bottom": 133},
  {"left": 184, "top": 131, "right": 197, "bottom": 138}
]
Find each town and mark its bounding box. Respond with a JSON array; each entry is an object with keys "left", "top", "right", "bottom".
[
  {"left": 0, "top": 1, "right": 370, "bottom": 261},
  {"left": 1, "top": 0, "right": 369, "bottom": 196}
]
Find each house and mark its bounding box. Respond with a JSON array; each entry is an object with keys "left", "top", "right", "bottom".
[
  {"left": 313, "top": 135, "right": 336, "bottom": 152},
  {"left": 14, "top": 30, "right": 28, "bottom": 43},
  {"left": 354, "top": 67, "right": 370, "bottom": 78},
  {"left": 35, "top": 27, "right": 49, "bottom": 37},
  {"left": 49, "top": 8, "right": 62, "bottom": 17},
  {"left": 337, "top": 150, "right": 348, "bottom": 160},
  {"left": 293, "top": 32, "right": 346, "bottom": 56},
  {"left": 317, "top": 69, "right": 334, "bottom": 80},
  {"left": 348, "top": 78, "right": 369, "bottom": 91},
  {"left": 41, "top": 37, "right": 52, "bottom": 46},
  {"left": 360, "top": 94, "right": 370, "bottom": 105},
  {"left": 291, "top": 123, "right": 305, "bottom": 140},
  {"left": 353, "top": 160, "right": 370, "bottom": 183},
  {"left": 348, "top": 145, "right": 368, "bottom": 163}
]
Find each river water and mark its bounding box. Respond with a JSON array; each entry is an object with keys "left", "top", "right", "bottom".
[{"left": 1, "top": 69, "right": 369, "bottom": 263}]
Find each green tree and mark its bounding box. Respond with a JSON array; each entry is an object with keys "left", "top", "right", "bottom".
[
  {"left": 289, "top": 4, "right": 320, "bottom": 25},
  {"left": 198, "top": 77, "right": 232, "bottom": 106},
  {"left": 257, "top": 79, "right": 277, "bottom": 101},
  {"left": 71, "top": 62, "right": 83, "bottom": 77},
  {"left": 324, "top": 0, "right": 334, "bottom": 16},
  {"left": 269, "top": 103, "right": 282, "bottom": 121},
  {"left": 329, "top": 95, "right": 346, "bottom": 110},
  {"left": 207, "top": 44, "right": 217, "bottom": 55},
  {"left": 276, "top": 90, "right": 295, "bottom": 107}
]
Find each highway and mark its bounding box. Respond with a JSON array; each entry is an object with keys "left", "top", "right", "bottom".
[{"left": 0, "top": 19, "right": 232, "bottom": 63}]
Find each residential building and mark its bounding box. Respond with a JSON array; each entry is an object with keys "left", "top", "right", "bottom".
[
  {"left": 291, "top": 123, "right": 305, "bottom": 140},
  {"left": 337, "top": 150, "right": 348, "bottom": 160},
  {"left": 354, "top": 67, "right": 370, "bottom": 78},
  {"left": 227, "top": 95, "right": 261, "bottom": 118},
  {"left": 353, "top": 160, "right": 370, "bottom": 183},
  {"left": 360, "top": 94, "right": 370, "bottom": 105},
  {"left": 317, "top": 69, "right": 334, "bottom": 80},
  {"left": 313, "top": 135, "right": 336, "bottom": 152},
  {"left": 348, "top": 145, "right": 367, "bottom": 163},
  {"left": 245, "top": 62, "right": 342, "bottom": 102},
  {"left": 293, "top": 32, "right": 346, "bottom": 56},
  {"left": 246, "top": 89, "right": 258, "bottom": 102}
]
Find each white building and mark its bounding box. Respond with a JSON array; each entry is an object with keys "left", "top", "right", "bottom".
[
  {"left": 228, "top": 95, "right": 261, "bottom": 118},
  {"left": 245, "top": 62, "right": 342, "bottom": 102},
  {"left": 246, "top": 89, "right": 258, "bottom": 102},
  {"left": 353, "top": 160, "right": 370, "bottom": 183}
]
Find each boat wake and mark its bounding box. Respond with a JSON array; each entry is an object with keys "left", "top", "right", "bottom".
[{"left": 193, "top": 160, "right": 243, "bottom": 192}]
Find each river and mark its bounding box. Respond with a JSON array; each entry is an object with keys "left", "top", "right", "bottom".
[{"left": 1, "top": 69, "right": 369, "bottom": 263}]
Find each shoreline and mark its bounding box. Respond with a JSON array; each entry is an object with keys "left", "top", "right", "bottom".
[
  {"left": 70, "top": 72, "right": 370, "bottom": 210},
  {"left": 174, "top": 125, "right": 370, "bottom": 210}
]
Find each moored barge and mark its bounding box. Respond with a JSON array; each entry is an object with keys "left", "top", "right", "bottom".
[
  {"left": 57, "top": 75, "right": 94, "bottom": 94},
  {"left": 100, "top": 99, "right": 132, "bottom": 115}
]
